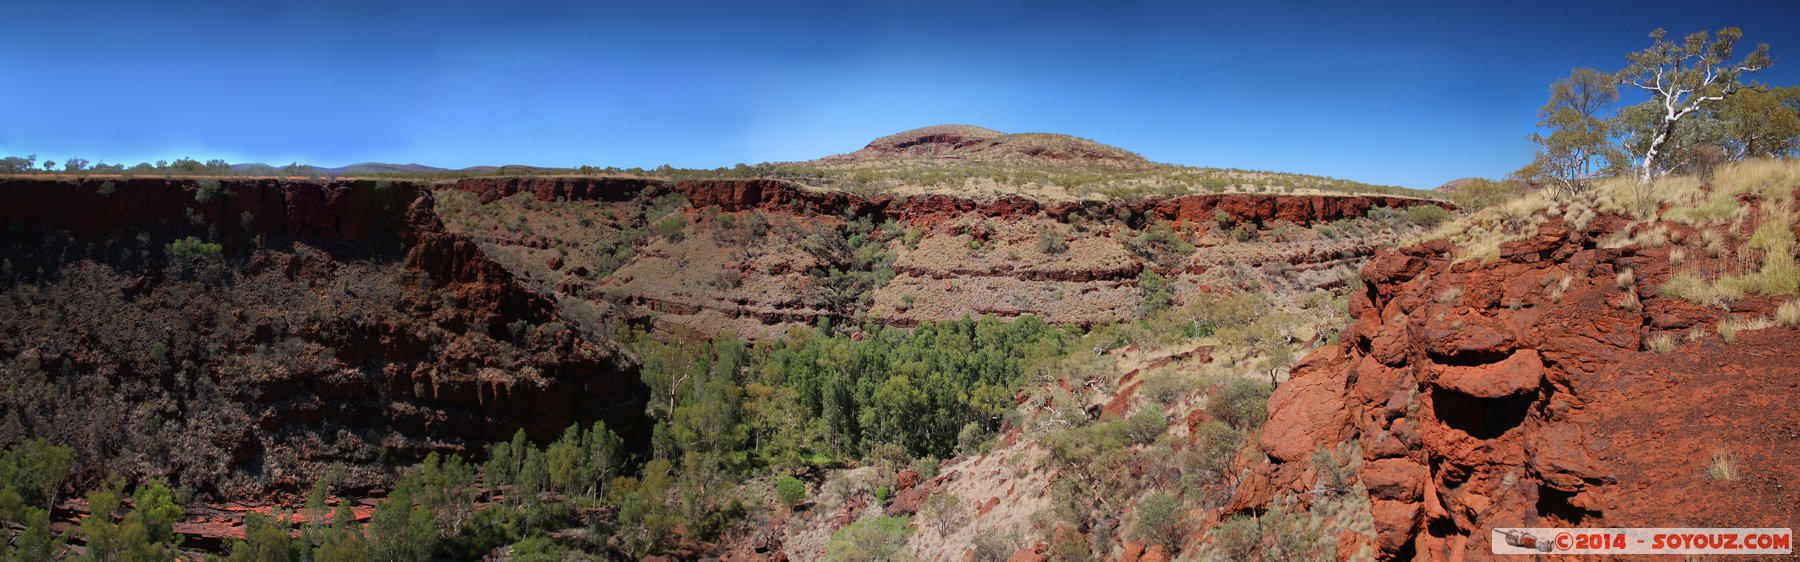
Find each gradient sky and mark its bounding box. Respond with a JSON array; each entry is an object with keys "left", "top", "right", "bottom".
[{"left": 3, "top": 1, "right": 1797, "bottom": 188}]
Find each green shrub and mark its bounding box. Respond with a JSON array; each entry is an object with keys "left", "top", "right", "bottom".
[
  {"left": 823, "top": 515, "right": 913, "bottom": 562},
  {"left": 0, "top": 439, "right": 75, "bottom": 513},
  {"left": 80, "top": 478, "right": 185, "bottom": 562},
  {"left": 653, "top": 216, "right": 687, "bottom": 242},
  {"left": 168, "top": 236, "right": 223, "bottom": 262},
  {"left": 1140, "top": 370, "right": 1190, "bottom": 405},
  {"left": 1208, "top": 378, "right": 1271, "bottom": 431},
  {"left": 1132, "top": 492, "right": 1187, "bottom": 553},
  {"left": 1139, "top": 268, "right": 1173, "bottom": 314},
  {"left": 1202, "top": 499, "right": 1332, "bottom": 562},
  {"left": 919, "top": 493, "right": 963, "bottom": 536},
  {"left": 776, "top": 476, "right": 807, "bottom": 508},
  {"left": 1403, "top": 205, "right": 1450, "bottom": 227},
  {"left": 1121, "top": 405, "right": 1169, "bottom": 445},
  {"left": 195, "top": 178, "right": 225, "bottom": 203}
]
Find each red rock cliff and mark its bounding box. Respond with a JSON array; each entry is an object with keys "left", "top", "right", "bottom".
[{"left": 1242, "top": 214, "right": 1800, "bottom": 559}]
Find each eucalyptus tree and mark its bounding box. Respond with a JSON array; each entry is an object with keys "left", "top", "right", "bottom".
[
  {"left": 1617, "top": 27, "right": 1772, "bottom": 183},
  {"left": 1523, "top": 68, "right": 1624, "bottom": 192}
]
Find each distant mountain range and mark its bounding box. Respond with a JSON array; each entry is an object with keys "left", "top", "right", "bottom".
[{"left": 229, "top": 162, "right": 455, "bottom": 175}]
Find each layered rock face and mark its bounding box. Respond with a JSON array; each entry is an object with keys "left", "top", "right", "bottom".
[
  {"left": 1247, "top": 215, "right": 1800, "bottom": 559},
  {"left": 439, "top": 176, "right": 1448, "bottom": 338},
  {"left": 0, "top": 178, "right": 647, "bottom": 499}
]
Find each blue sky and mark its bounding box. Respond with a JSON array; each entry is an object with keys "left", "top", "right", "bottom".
[{"left": 2, "top": 1, "right": 1796, "bottom": 188}]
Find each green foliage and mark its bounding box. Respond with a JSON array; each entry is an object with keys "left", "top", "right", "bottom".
[
  {"left": 1121, "top": 405, "right": 1169, "bottom": 445},
  {"left": 1208, "top": 378, "right": 1271, "bottom": 431},
  {"left": 919, "top": 492, "right": 963, "bottom": 536},
  {"left": 1520, "top": 68, "right": 1625, "bottom": 192},
  {"left": 544, "top": 421, "right": 625, "bottom": 498},
  {"left": 758, "top": 316, "right": 1070, "bottom": 459},
  {"left": 226, "top": 513, "right": 306, "bottom": 562},
  {"left": 1132, "top": 492, "right": 1186, "bottom": 553},
  {"left": 1201, "top": 499, "right": 1333, "bottom": 562},
  {"left": 365, "top": 476, "right": 439, "bottom": 562},
  {"left": 1140, "top": 370, "right": 1190, "bottom": 405},
  {"left": 1181, "top": 421, "right": 1243, "bottom": 504},
  {"left": 776, "top": 476, "right": 807, "bottom": 508},
  {"left": 195, "top": 178, "right": 226, "bottom": 203},
  {"left": 2, "top": 507, "right": 60, "bottom": 562},
  {"left": 823, "top": 515, "right": 915, "bottom": 562},
  {"left": 78, "top": 477, "right": 184, "bottom": 562},
  {"left": 167, "top": 236, "right": 223, "bottom": 262},
  {"left": 1402, "top": 204, "right": 1450, "bottom": 227},
  {"left": 0, "top": 439, "right": 74, "bottom": 516},
  {"left": 1617, "top": 28, "right": 1773, "bottom": 179},
  {"left": 956, "top": 422, "right": 992, "bottom": 456},
  {"left": 1138, "top": 268, "right": 1173, "bottom": 314},
  {"left": 1718, "top": 87, "right": 1800, "bottom": 158},
  {"left": 610, "top": 458, "right": 678, "bottom": 556},
  {"left": 653, "top": 215, "right": 688, "bottom": 242},
  {"left": 1446, "top": 178, "right": 1527, "bottom": 210},
  {"left": 800, "top": 218, "right": 898, "bottom": 313}
]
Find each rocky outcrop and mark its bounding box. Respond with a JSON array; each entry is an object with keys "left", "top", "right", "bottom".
[{"left": 1241, "top": 214, "right": 1800, "bottom": 559}]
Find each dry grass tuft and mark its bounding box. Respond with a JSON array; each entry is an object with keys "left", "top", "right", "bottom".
[
  {"left": 1615, "top": 268, "right": 1635, "bottom": 290},
  {"left": 1645, "top": 332, "right": 1677, "bottom": 354},
  {"left": 1617, "top": 290, "right": 1640, "bottom": 311},
  {"left": 1661, "top": 272, "right": 1743, "bottom": 308},
  {"left": 1718, "top": 316, "right": 1775, "bottom": 344},
  {"left": 1779, "top": 299, "right": 1800, "bottom": 328},
  {"left": 1708, "top": 452, "right": 1741, "bottom": 482}
]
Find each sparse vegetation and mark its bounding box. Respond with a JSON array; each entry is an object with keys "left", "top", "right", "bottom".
[
  {"left": 1708, "top": 452, "right": 1741, "bottom": 481},
  {"left": 1646, "top": 332, "right": 1677, "bottom": 354},
  {"left": 1718, "top": 316, "right": 1774, "bottom": 344},
  {"left": 1778, "top": 299, "right": 1800, "bottom": 327},
  {"left": 823, "top": 516, "right": 914, "bottom": 562}
]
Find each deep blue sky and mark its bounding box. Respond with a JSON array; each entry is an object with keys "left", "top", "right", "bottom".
[{"left": 2, "top": 1, "right": 1797, "bottom": 188}]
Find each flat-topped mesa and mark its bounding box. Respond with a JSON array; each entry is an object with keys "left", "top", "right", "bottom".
[
  {"left": 448, "top": 176, "right": 1451, "bottom": 227},
  {"left": 821, "top": 124, "right": 1149, "bottom": 164}
]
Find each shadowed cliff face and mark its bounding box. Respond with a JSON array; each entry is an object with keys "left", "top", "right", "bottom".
[
  {"left": 0, "top": 178, "right": 647, "bottom": 500},
  {"left": 1236, "top": 213, "right": 1800, "bottom": 559}
]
